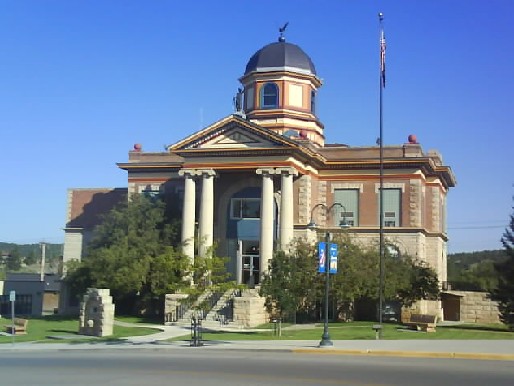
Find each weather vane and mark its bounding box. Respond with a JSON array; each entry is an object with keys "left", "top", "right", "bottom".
[{"left": 279, "top": 22, "right": 289, "bottom": 42}]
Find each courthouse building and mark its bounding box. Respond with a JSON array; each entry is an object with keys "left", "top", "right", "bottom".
[{"left": 63, "top": 33, "right": 456, "bottom": 315}]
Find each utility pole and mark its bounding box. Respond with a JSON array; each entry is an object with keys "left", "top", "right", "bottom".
[{"left": 40, "top": 242, "right": 46, "bottom": 281}]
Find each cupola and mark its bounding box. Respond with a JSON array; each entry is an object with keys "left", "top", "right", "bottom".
[{"left": 239, "top": 30, "right": 325, "bottom": 146}]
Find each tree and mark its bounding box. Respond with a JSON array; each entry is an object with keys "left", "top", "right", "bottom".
[
  {"left": 259, "top": 239, "right": 321, "bottom": 322},
  {"left": 65, "top": 193, "right": 190, "bottom": 315},
  {"left": 260, "top": 235, "right": 441, "bottom": 323},
  {"left": 65, "top": 192, "right": 234, "bottom": 316},
  {"left": 447, "top": 250, "right": 505, "bottom": 291},
  {"left": 24, "top": 249, "right": 38, "bottom": 266},
  {"left": 6, "top": 247, "right": 22, "bottom": 271},
  {"left": 397, "top": 261, "right": 440, "bottom": 307},
  {"left": 490, "top": 206, "right": 514, "bottom": 330},
  {"left": 331, "top": 236, "right": 438, "bottom": 319}
]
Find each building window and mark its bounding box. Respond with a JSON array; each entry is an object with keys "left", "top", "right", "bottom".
[
  {"left": 334, "top": 189, "right": 359, "bottom": 226},
  {"left": 260, "top": 83, "right": 278, "bottom": 109},
  {"left": 311, "top": 90, "right": 316, "bottom": 114},
  {"left": 139, "top": 184, "right": 161, "bottom": 199},
  {"left": 380, "top": 188, "right": 401, "bottom": 227},
  {"left": 231, "top": 198, "right": 260, "bottom": 219}
]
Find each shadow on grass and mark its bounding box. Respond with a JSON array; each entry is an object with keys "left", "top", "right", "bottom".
[
  {"left": 441, "top": 324, "right": 510, "bottom": 333},
  {"left": 49, "top": 329, "right": 78, "bottom": 334},
  {"left": 35, "top": 315, "right": 78, "bottom": 322},
  {"left": 202, "top": 330, "right": 262, "bottom": 337},
  {"left": 116, "top": 314, "right": 163, "bottom": 324},
  {"left": 42, "top": 335, "right": 142, "bottom": 345}
]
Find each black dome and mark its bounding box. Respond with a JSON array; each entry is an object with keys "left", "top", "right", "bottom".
[{"left": 244, "top": 41, "right": 316, "bottom": 76}]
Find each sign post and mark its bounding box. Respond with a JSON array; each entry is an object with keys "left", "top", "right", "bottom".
[{"left": 9, "top": 290, "right": 15, "bottom": 344}]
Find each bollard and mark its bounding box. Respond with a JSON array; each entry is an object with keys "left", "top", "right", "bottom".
[
  {"left": 372, "top": 324, "right": 382, "bottom": 340},
  {"left": 272, "top": 318, "right": 282, "bottom": 337},
  {"left": 190, "top": 316, "right": 204, "bottom": 347}
]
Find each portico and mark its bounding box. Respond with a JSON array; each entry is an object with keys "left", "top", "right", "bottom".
[{"left": 178, "top": 165, "right": 298, "bottom": 284}]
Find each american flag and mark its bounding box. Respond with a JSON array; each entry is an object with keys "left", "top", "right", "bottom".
[{"left": 380, "top": 29, "right": 386, "bottom": 88}]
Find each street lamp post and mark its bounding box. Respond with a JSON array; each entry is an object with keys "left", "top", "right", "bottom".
[
  {"left": 320, "top": 230, "right": 331, "bottom": 346},
  {"left": 307, "top": 203, "right": 350, "bottom": 347}
]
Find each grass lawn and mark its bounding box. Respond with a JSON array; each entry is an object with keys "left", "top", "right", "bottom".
[
  {"left": 0, "top": 315, "right": 160, "bottom": 344},
  {"left": 1, "top": 317, "right": 512, "bottom": 344},
  {"left": 171, "top": 321, "right": 514, "bottom": 342}
]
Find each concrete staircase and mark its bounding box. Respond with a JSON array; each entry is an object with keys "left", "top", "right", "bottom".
[
  {"left": 176, "top": 289, "right": 213, "bottom": 323},
  {"left": 205, "top": 289, "right": 241, "bottom": 323},
  {"left": 174, "top": 288, "right": 241, "bottom": 326}
]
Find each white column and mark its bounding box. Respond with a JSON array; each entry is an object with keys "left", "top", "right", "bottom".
[
  {"left": 198, "top": 169, "right": 216, "bottom": 258},
  {"left": 236, "top": 240, "right": 243, "bottom": 284},
  {"left": 178, "top": 169, "right": 198, "bottom": 264},
  {"left": 277, "top": 167, "right": 298, "bottom": 251},
  {"left": 256, "top": 168, "right": 276, "bottom": 278}
]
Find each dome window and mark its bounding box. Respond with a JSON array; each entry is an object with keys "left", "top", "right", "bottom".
[{"left": 260, "top": 83, "right": 279, "bottom": 109}]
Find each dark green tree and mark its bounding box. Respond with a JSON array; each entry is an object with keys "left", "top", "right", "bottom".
[
  {"left": 259, "top": 239, "right": 321, "bottom": 322},
  {"left": 397, "top": 261, "right": 440, "bottom": 307},
  {"left": 65, "top": 193, "right": 190, "bottom": 315},
  {"left": 24, "top": 248, "right": 38, "bottom": 266},
  {"left": 330, "top": 235, "right": 379, "bottom": 320},
  {"left": 6, "top": 247, "right": 22, "bottom": 271},
  {"left": 490, "top": 206, "right": 514, "bottom": 330},
  {"left": 331, "top": 237, "right": 438, "bottom": 318},
  {"left": 260, "top": 235, "right": 441, "bottom": 323}
]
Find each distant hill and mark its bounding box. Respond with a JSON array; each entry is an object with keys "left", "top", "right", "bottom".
[
  {"left": 447, "top": 249, "right": 507, "bottom": 291},
  {"left": 448, "top": 249, "right": 507, "bottom": 270},
  {"left": 0, "top": 242, "right": 63, "bottom": 259}
]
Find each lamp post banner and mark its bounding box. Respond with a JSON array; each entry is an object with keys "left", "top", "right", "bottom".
[
  {"left": 318, "top": 242, "right": 326, "bottom": 273},
  {"left": 329, "top": 243, "right": 338, "bottom": 274}
]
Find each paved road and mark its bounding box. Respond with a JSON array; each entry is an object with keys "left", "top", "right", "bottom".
[
  {"left": 1, "top": 349, "right": 513, "bottom": 386},
  {"left": 1, "top": 321, "right": 513, "bottom": 361}
]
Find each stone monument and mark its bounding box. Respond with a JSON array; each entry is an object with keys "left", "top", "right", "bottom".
[{"left": 79, "top": 288, "right": 115, "bottom": 337}]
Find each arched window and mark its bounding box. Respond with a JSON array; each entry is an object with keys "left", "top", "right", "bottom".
[
  {"left": 260, "top": 83, "right": 279, "bottom": 109},
  {"left": 311, "top": 90, "right": 316, "bottom": 114}
]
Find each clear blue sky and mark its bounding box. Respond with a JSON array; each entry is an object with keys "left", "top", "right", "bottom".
[{"left": 1, "top": 0, "right": 512, "bottom": 253}]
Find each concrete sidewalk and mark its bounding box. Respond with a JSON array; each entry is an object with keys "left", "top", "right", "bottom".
[{"left": 1, "top": 322, "right": 513, "bottom": 361}]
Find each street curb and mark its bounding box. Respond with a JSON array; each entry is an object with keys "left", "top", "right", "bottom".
[{"left": 292, "top": 348, "right": 514, "bottom": 361}]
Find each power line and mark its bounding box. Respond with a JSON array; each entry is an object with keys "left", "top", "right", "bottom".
[{"left": 448, "top": 225, "right": 505, "bottom": 230}]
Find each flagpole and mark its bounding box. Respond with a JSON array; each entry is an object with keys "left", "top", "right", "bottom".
[{"left": 378, "top": 12, "right": 385, "bottom": 338}]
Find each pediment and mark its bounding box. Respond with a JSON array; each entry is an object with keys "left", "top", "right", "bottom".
[
  {"left": 169, "top": 115, "right": 295, "bottom": 151},
  {"left": 200, "top": 127, "right": 276, "bottom": 149}
]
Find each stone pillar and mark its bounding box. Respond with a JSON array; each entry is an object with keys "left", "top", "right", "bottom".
[
  {"left": 198, "top": 169, "right": 216, "bottom": 258},
  {"left": 178, "top": 169, "right": 198, "bottom": 264},
  {"left": 78, "top": 288, "right": 115, "bottom": 337},
  {"left": 276, "top": 167, "right": 298, "bottom": 251},
  {"left": 256, "top": 168, "right": 275, "bottom": 278}
]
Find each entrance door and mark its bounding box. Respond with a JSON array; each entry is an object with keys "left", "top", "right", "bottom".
[{"left": 241, "top": 240, "right": 260, "bottom": 286}]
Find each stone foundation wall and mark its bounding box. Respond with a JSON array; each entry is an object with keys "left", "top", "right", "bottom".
[
  {"left": 233, "top": 289, "right": 268, "bottom": 328},
  {"left": 402, "top": 299, "right": 443, "bottom": 322},
  {"left": 164, "top": 293, "right": 189, "bottom": 324},
  {"left": 451, "top": 291, "right": 500, "bottom": 324}
]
